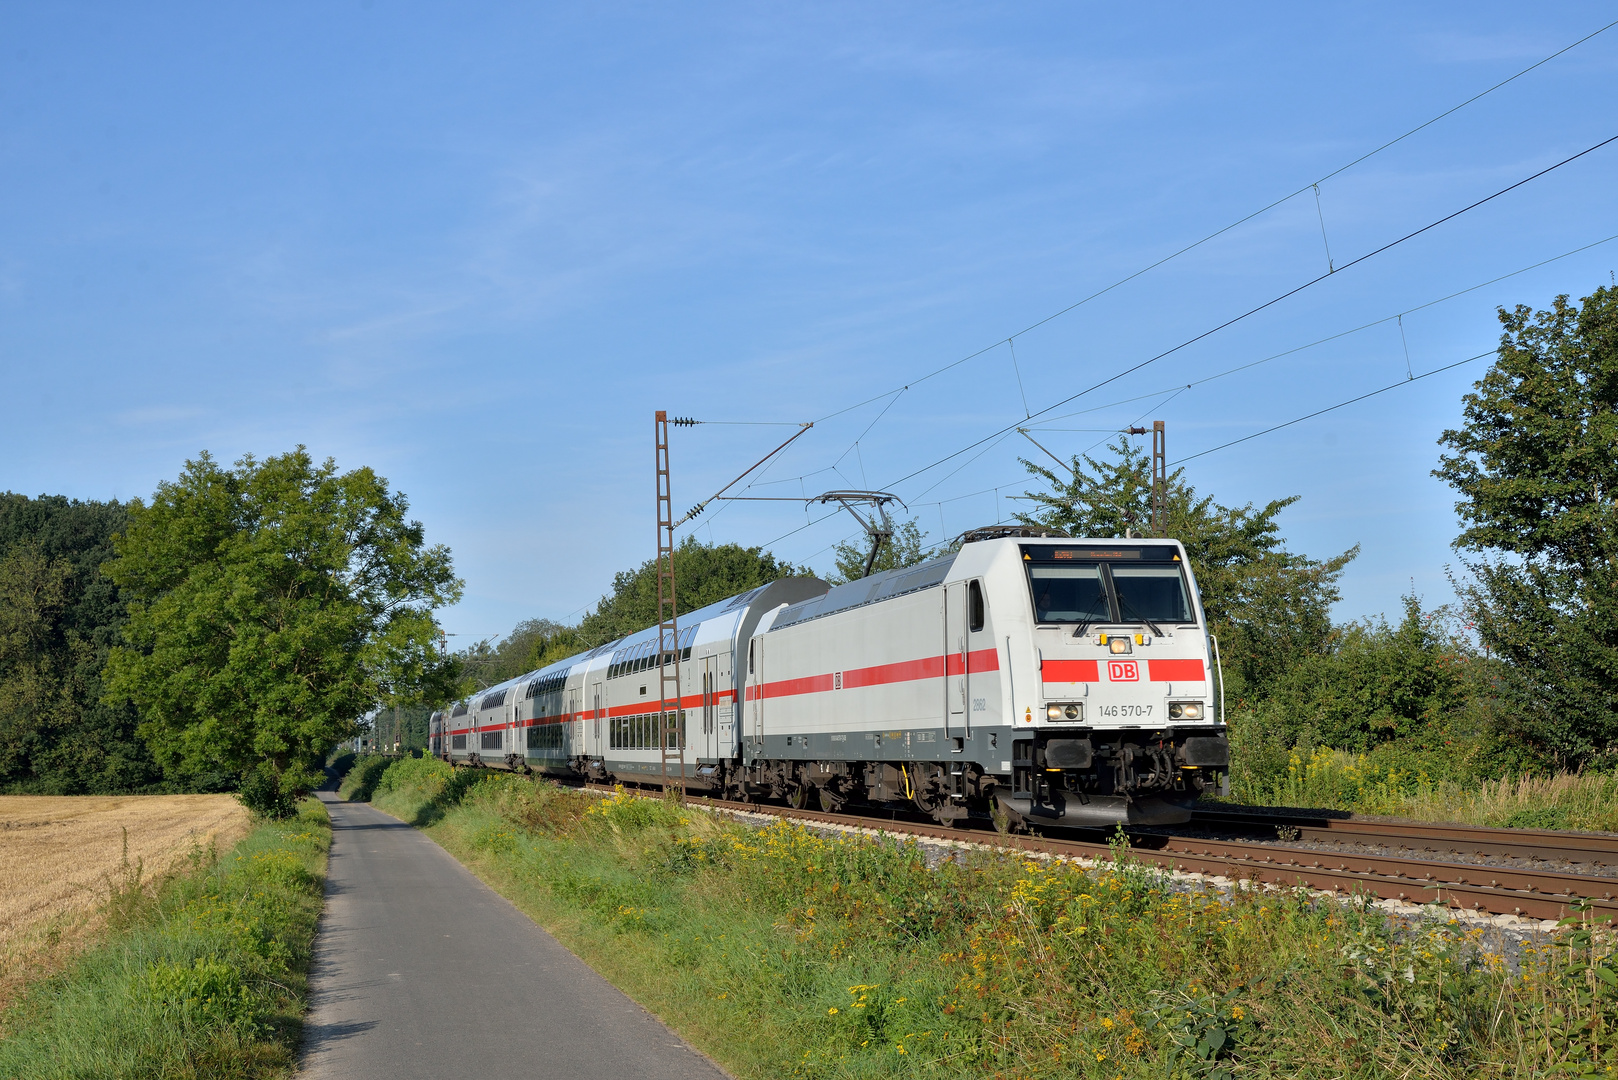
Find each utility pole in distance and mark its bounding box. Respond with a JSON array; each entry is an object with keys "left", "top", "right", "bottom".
[{"left": 1151, "top": 420, "right": 1167, "bottom": 537}]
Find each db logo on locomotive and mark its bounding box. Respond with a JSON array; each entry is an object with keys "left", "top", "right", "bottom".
[{"left": 1107, "top": 659, "right": 1140, "bottom": 682}]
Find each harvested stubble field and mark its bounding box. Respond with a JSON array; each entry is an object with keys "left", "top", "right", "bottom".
[{"left": 0, "top": 795, "right": 250, "bottom": 1005}]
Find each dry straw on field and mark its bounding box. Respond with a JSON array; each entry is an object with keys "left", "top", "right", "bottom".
[{"left": 0, "top": 795, "right": 250, "bottom": 1009}]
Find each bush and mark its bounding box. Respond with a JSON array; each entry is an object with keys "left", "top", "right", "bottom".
[
  {"left": 337, "top": 755, "right": 393, "bottom": 802},
  {"left": 236, "top": 762, "right": 299, "bottom": 819}
]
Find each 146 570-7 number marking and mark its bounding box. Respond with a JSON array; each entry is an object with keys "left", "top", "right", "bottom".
[{"left": 1098, "top": 704, "right": 1153, "bottom": 718}]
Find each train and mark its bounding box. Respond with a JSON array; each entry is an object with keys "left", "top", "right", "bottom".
[{"left": 429, "top": 526, "right": 1229, "bottom": 828}]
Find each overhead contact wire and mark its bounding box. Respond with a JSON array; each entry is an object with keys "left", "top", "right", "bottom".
[
  {"left": 805, "top": 19, "right": 1618, "bottom": 429},
  {"left": 1171, "top": 351, "right": 1494, "bottom": 465},
  {"left": 882, "top": 132, "right": 1618, "bottom": 491}
]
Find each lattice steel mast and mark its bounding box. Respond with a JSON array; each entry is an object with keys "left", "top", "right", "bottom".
[{"left": 654, "top": 411, "right": 684, "bottom": 794}]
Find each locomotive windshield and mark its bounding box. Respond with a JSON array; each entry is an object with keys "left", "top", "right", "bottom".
[
  {"left": 1028, "top": 566, "right": 1110, "bottom": 623},
  {"left": 1110, "top": 565, "right": 1194, "bottom": 624},
  {"left": 1022, "top": 544, "right": 1197, "bottom": 627}
]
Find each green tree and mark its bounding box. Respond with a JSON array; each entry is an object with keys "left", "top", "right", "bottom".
[
  {"left": 459, "top": 617, "right": 571, "bottom": 690},
  {"left": 1229, "top": 596, "right": 1505, "bottom": 778},
  {"left": 0, "top": 494, "right": 161, "bottom": 794},
  {"left": 526, "top": 625, "right": 591, "bottom": 672},
  {"left": 828, "top": 518, "right": 933, "bottom": 583},
  {"left": 1018, "top": 439, "right": 1356, "bottom": 700},
  {"left": 103, "top": 449, "right": 462, "bottom": 812},
  {"left": 576, "top": 536, "right": 807, "bottom": 647},
  {"left": 1435, "top": 285, "right": 1618, "bottom": 762},
  {"left": 454, "top": 620, "right": 596, "bottom": 693}
]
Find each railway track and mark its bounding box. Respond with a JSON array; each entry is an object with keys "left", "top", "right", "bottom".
[
  {"left": 590, "top": 783, "right": 1618, "bottom": 924},
  {"left": 1188, "top": 808, "right": 1618, "bottom": 868}
]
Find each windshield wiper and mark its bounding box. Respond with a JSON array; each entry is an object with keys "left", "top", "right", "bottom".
[{"left": 1114, "top": 595, "right": 1163, "bottom": 638}]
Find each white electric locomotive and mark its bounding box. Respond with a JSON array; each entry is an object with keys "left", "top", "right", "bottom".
[{"left": 429, "top": 527, "right": 1229, "bottom": 828}]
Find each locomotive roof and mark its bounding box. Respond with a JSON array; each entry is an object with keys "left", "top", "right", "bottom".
[{"left": 769, "top": 552, "right": 958, "bottom": 631}]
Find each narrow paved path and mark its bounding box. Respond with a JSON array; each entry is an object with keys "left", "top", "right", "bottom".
[{"left": 300, "top": 792, "right": 729, "bottom": 1080}]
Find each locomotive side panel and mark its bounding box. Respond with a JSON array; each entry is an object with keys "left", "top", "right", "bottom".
[
  {"left": 749, "top": 580, "right": 1012, "bottom": 766},
  {"left": 749, "top": 583, "right": 947, "bottom": 755}
]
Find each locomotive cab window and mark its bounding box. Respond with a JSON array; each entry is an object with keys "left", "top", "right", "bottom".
[
  {"left": 1110, "top": 565, "right": 1194, "bottom": 625},
  {"left": 1027, "top": 564, "right": 1111, "bottom": 624},
  {"left": 1021, "top": 544, "right": 1197, "bottom": 628},
  {"left": 968, "top": 580, "right": 985, "bottom": 632}
]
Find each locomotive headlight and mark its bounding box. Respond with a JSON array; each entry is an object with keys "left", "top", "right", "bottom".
[
  {"left": 1109, "top": 637, "right": 1132, "bottom": 654},
  {"left": 1064, "top": 703, "right": 1082, "bottom": 720},
  {"left": 1168, "top": 702, "right": 1204, "bottom": 720},
  {"left": 1046, "top": 704, "right": 1064, "bottom": 720}
]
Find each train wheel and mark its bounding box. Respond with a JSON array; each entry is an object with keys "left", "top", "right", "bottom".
[
  {"left": 816, "top": 786, "right": 845, "bottom": 813},
  {"left": 785, "top": 783, "right": 810, "bottom": 810}
]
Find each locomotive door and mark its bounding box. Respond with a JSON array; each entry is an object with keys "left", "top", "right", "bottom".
[
  {"left": 750, "top": 640, "right": 763, "bottom": 751},
  {"left": 945, "top": 582, "right": 968, "bottom": 739}
]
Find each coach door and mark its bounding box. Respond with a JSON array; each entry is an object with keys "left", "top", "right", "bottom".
[
  {"left": 591, "top": 682, "right": 604, "bottom": 752},
  {"left": 700, "top": 655, "right": 717, "bottom": 759},
  {"left": 945, "top": 582, "right": 968, "bottom": 742}
]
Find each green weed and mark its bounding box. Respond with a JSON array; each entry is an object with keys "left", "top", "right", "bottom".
[
  {"left": 0, "top": 799, "right": 331, "bottom": 1079},
  {"left": 370, "top": 761, "right": 1618, "bottom": 1079},
  {"left": 1228, "top": 746, "right": 1618, "bottom": 832}
]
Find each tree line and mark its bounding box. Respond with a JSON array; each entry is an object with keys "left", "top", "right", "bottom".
[{"left": 1, "top": 285, "right": 1613, "bottom": 809}]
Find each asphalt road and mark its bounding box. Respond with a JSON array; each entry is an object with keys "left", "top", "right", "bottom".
[{"left": 299, "top": 792, "right": 730, "bottom": 1080}]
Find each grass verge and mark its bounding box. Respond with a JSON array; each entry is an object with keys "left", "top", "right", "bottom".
[
  {"left": 0, "top": 798, "right": 331, "bottom": 1079},
  {"left": 1228, "top": 747, "right": 1618, "bottom": 831},
  {"left": 369, "top": 757, "right": 1618, "bottom": 1079}
]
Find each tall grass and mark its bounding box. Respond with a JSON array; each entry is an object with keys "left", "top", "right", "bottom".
[
  {"left": 372, "top": 759, "right": 1618, "bottom": 1079},
  {"left": 1230, "top": 746, "right": 1618, "bottom": 831},
  {"left": 0, "top": 799, "right": 331, "bottom": 1079}
]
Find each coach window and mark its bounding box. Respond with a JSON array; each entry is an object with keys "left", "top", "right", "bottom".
[{"left": 968, "top": 580, "right": 985, "bottom": 632}]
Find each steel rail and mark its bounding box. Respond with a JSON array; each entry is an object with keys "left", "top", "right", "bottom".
[
  {"left": 585, "top": 784, "right": 1618, "bottom": 923},
  {"left": 1189, "top": 809, "right": 1618, "bottom": 866}
]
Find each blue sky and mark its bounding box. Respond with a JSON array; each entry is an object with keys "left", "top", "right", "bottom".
[{"left": 3, "top": 3, "right": 1616, "bottom": 646}]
